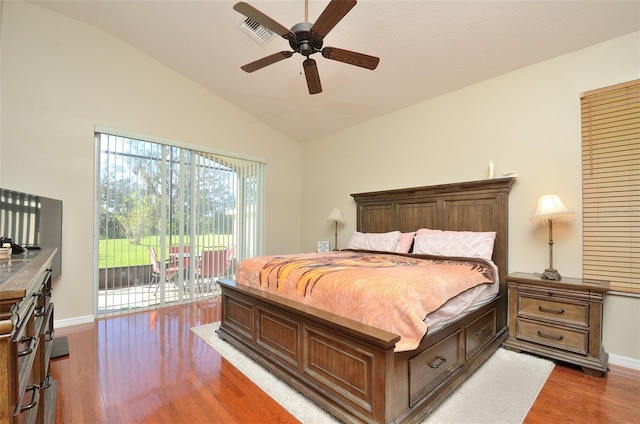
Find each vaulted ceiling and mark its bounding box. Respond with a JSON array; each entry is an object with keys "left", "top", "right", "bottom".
[{"left": 28, "top": 0, "right": 640, "bottom": 142}]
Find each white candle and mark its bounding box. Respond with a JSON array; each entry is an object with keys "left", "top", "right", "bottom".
[{"left": 488, "top": 160, "right": 494, "bottom": 179}]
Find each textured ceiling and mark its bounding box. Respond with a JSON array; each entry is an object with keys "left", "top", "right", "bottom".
[{"left": 28, "top": 0, "right": 640, "bottom": 142}]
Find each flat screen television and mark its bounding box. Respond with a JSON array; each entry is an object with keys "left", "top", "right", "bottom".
[{"left": 0, "top": 188, "right": 62, "bottom": 276}]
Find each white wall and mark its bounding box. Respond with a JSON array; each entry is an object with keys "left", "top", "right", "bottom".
[
  {"left": 301, "top": 33, "right": 640, "bottom": 365},
  {"left": 0, "top": 1, "right": 302, "bottom": 322}
]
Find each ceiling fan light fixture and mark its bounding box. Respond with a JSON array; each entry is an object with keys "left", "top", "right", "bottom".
[{"left": 299, "top": 41, "right": 314, "bottom": 56}]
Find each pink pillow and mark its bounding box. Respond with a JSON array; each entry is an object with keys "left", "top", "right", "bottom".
[
  {"left": 413, "top": 231, "right": 496, "bottom": 260},
  {"left": 416, "top": 228, "right": 442, "bottom": 235},
  {"left": 346, "top": 231, "right": 400, "bottom": 252},
  {"left": 395, "top": 232, "right": 416, "bottom": 253}
]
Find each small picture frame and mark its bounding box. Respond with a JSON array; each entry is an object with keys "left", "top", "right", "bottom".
[{"left": 317, "top": 240, "right": 330, "bottom": 253}]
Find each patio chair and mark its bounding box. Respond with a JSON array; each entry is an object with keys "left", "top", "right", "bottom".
[
  {"left": 148, "top": 247, "right": 180, "bottom": 295},
  {"left": 195, "top": 247, "right": 230, "bottom": 293},
  {"left": 169, "top": 245, "right": 191, "bottom": 276}
]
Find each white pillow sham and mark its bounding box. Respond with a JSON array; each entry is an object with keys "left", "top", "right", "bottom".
[
  {"left": 413, "top": 230, "right": 496, "bottom": 260},
  {"left": 346, "top": 231, "right": 401, "bottom": 252}
]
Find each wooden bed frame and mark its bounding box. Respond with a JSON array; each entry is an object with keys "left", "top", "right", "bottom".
[{"left": 217, "top": 178, "right": 515, "bottom": 423}]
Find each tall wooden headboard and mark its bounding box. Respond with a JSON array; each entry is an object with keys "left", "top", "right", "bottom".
[{"left": 351, "top": 178, "right": 516, "bottom": 286}]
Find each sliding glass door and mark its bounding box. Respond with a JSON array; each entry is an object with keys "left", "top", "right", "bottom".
[{"left": 96, "top": 130, "right": 264, "bottom": 315}]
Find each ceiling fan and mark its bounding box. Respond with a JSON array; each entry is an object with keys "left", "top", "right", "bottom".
[{"left": 233, "top": 0, "right": 380, "bottom": 95}]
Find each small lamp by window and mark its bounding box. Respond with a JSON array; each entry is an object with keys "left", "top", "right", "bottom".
[
  {"left": 327, "top": 208, "right": 344, "bottom": 251},
  {"left": 531, "top": 193, "right": 575, "bottom": 281}
]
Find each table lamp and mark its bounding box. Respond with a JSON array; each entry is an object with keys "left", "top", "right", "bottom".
[
  {"left": 327, "top": 208, "right": 344, "bottom": 251},
  {"left": 531, "top": 193, "right": 575, "bottom": 280}
]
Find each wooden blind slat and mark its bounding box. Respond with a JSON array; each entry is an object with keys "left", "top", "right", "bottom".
[
  {"left": 581, "top": 110, "right": 640, "bottom": 126},
  {"left": 581, "top": 102, "right": 640, "bottom": 119}
]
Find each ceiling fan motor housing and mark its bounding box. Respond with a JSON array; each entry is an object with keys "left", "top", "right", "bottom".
[{"left": 289, "top": 22, "right": 322, "bottom": 57}]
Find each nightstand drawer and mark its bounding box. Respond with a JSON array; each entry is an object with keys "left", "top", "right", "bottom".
[
  {"left": 519, "top": 295, "right": 589, "bottom": 326},
  {"left": 517, "top": 318, "right": 588, "bottom": 355}
]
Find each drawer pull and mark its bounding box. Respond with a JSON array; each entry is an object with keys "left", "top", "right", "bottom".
[
  {"left": 18, "top": 336, "right": 37, "bottom": 357},
  {"left": 20, "top": 385, "right": 40, "bottom": 411},
  {"left": 41, "top": 374, "right": 52, "bottom": 390},
  {"left": 34, "top": 305, "right": 46, "bottom": 317},
  {"left": 428, "top": 356, "right": 447, "bottom": 369},
  {"left": 475, "top": 327, "right": 488, "bottom": 337},
  {"left": 537, "top": 330, "right": 564, "bottom": 341},
  {"left": 538, "top": 305, "right": 565, "bottom": 314},
  {"left": 45, "top": 329, "right": 55, "bottom": 342}
]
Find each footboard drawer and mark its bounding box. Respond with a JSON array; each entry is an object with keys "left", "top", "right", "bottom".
[
  {"left": 409, "top": 329, "right": 463, "bottom": 407},
  {"left": 465, "top": 308, "right": 496, "bottom": 360}
]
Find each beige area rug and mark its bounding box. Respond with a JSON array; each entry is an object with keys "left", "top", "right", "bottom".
[{"left": 192, "top": 323, "right": 554, "bottom": 424}]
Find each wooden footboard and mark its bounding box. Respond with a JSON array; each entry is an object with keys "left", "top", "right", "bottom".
[{"left": 217, "top": 279, "right": 508, "bottom": 424}]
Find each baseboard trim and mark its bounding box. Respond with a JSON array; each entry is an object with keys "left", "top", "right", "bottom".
[
  {"left": 54, "top": 315, "right": 95, "bottom": 328},
  {"left": 608, "top": 353, "right": 640, "bottom": 370}
]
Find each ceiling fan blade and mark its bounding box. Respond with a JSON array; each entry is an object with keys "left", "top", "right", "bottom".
[
  {"left": 322, "top": 47, "right": 379, "bottom": 70},
  {"left": 241, "top": 51, "right": 294, "bottom": 73},
  {"left": 233, "top": 2, "right": 296, "bottom": 40},
  {"left": 309, "top": 0, "right": 357, "bottom": 42},
  {"left": 303, "top": 58, "right": 322, "bottom": 95}
]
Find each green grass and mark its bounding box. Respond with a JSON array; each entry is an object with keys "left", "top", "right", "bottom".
[{"left": 98, "top": 234, "right": 232, "bottom": 268}]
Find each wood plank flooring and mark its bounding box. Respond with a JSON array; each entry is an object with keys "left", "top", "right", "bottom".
[{"left": 51, "top": 300, "right": 640, "bottom": 423}]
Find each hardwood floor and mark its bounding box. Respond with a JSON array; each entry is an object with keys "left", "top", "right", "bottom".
[
  {"left": 51, "top": 300, "right": 640, "bottom": 423},
  {"left": 525, "top": 362, "right": 640, "bottom": 424}
]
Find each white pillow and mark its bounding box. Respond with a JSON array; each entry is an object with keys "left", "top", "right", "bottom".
[
  {"left": 346, "top": 231, "right": 401, "bottom": 252},
  {"left": 413, "top": 231, "right": 496, "bottom": 260}
]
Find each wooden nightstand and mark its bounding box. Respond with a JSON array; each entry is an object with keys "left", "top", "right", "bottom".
[{"left": 502, "top": 272, "right": 609, "bottom": 376}]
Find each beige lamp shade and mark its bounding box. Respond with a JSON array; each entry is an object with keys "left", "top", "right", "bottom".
[
  {"left": 327, "top": 208, "right": 344, "bottom": 224},
  {"left": 531, "top": 193, "right": 575, "bottom": 225}
]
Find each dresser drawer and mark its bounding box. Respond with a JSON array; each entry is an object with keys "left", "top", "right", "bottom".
[
  {"left": 409, "top": 329, "right": 463, "bottom": 406},
  {"left": 11, "top": 314, "right": 40, "bottom": 423},
  {"left": 15, "top": 383, "right": 40, "bottom": 424},
  {"left": 40, "top": 304, "right": 55, "bottom": 372},
  {"left": 518, "top": 295, "right": 589, "bottom": 326},
  {"left": 465, "top": 308, "right": 496, "bottom": 360},
  {"left": 517, "top": 318, "right": 588, "bottom": 355}
]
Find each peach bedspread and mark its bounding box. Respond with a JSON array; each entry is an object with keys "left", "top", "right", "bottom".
[{"left": 235, "top": 250, "right": 497, "bottom": 351}]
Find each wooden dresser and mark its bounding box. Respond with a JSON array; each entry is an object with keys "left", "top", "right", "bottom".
[
  {"left": 503, "top": 272, "right": 609, "bottom": 376},
  {"left": 0, "top": 249, "right": 57, "bottom": 423}
]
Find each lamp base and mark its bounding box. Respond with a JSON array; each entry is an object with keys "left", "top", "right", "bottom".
[{"left": 540, "top": 268, "right": 562, "bottom": 281}]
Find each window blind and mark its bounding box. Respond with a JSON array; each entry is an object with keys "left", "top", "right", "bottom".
[{"left": 581, "top": 79, "right": 640, "bottom": 293}]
